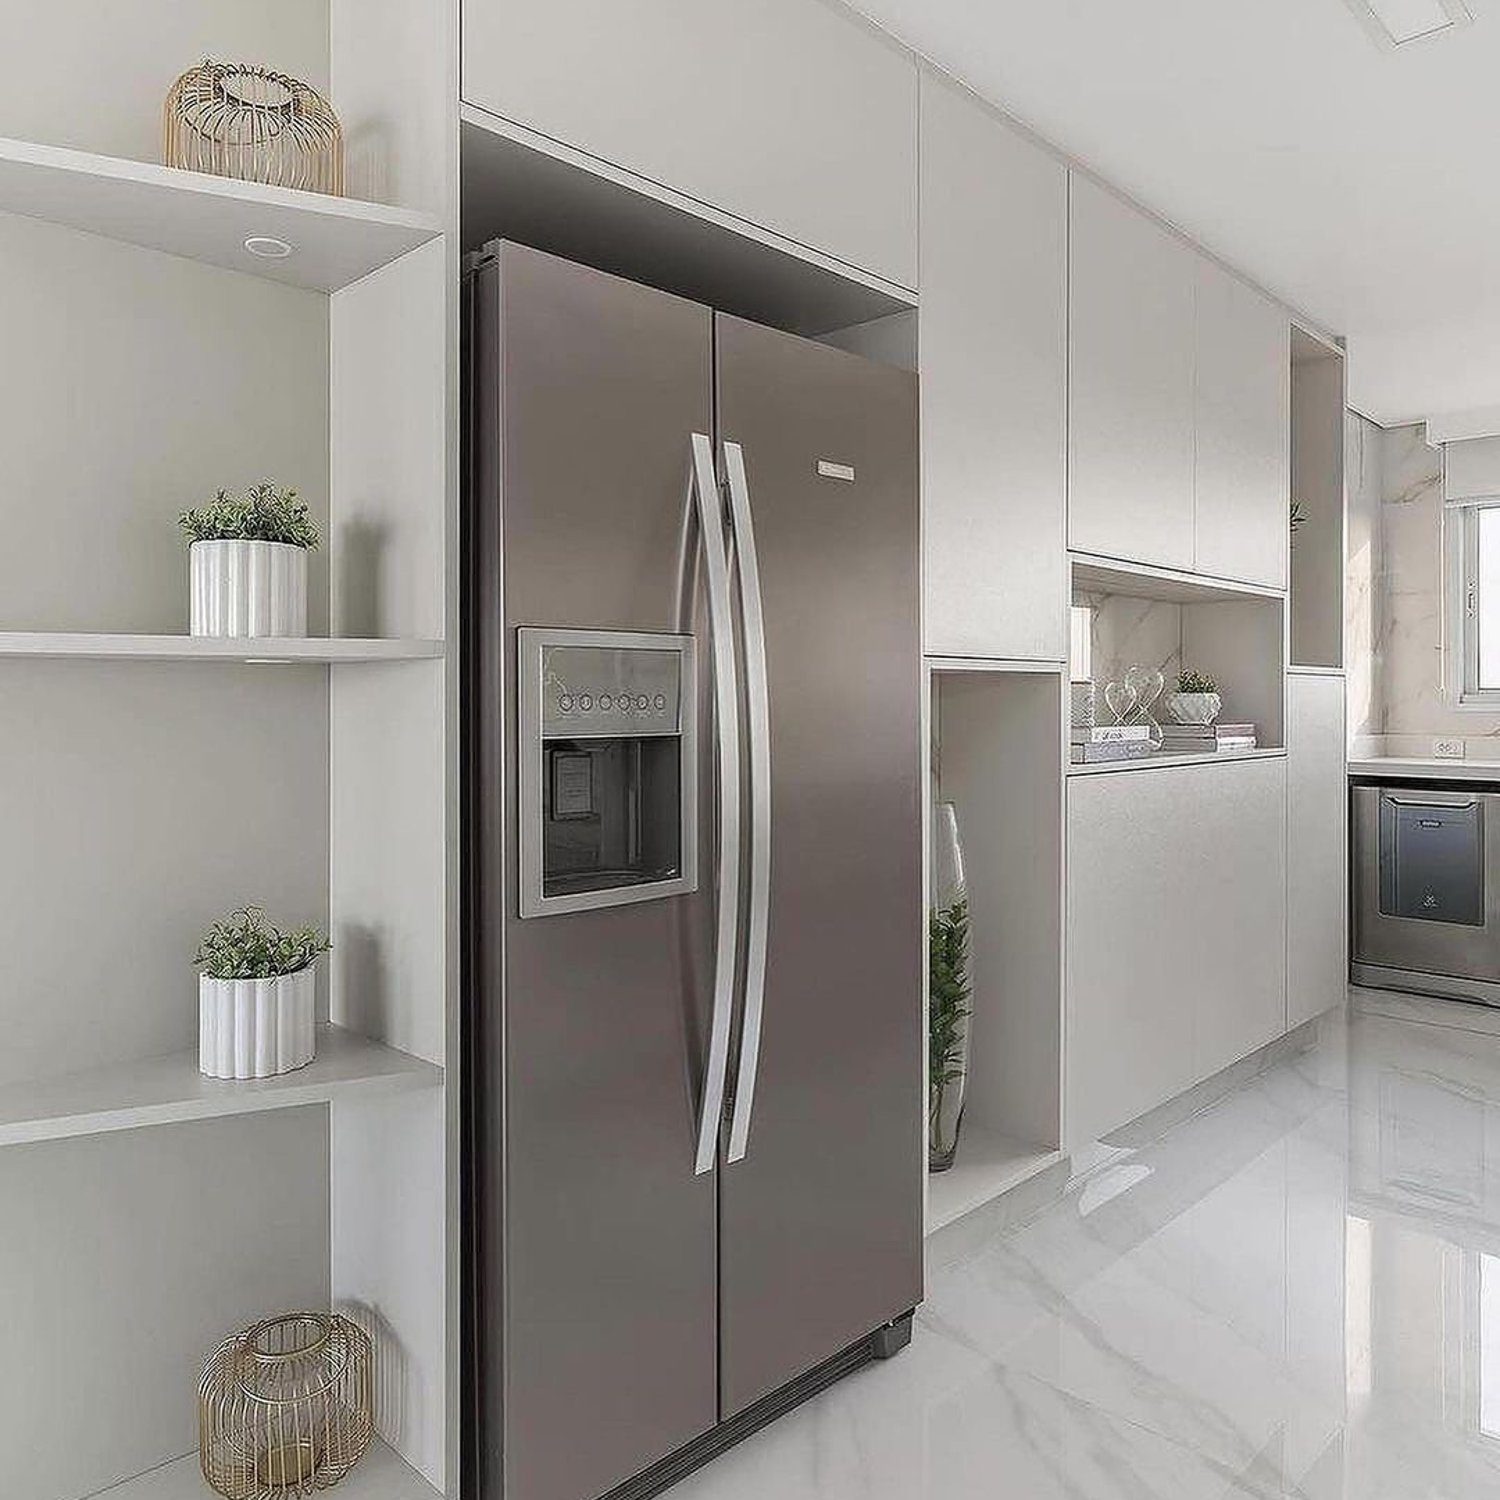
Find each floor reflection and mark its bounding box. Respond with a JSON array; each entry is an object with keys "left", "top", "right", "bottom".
[{"left": 669, "top": 990, "right": 1500, "bottom": 1499}]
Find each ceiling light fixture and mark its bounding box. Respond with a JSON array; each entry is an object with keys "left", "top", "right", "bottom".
[
  {"left": 244, "top": 235, "right": 295, "bottom": 259},
  {"left": 1344, "top": 0, "right": 1472, "bottom": 48}
]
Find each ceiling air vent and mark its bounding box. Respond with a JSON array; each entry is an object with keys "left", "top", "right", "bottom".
[{"left": 1343, "top": 0, "right": 1473, "bottom": 47}]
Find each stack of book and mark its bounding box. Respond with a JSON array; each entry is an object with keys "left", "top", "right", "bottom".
[
  {"left": 1159, "top": 722, "right": 1257, "bottom": 755},
  {"left": 1070, "top": 724, "right": 1154, "bottom": 764}
]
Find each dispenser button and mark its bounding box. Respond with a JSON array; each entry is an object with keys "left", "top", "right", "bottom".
[
  {"left": 636, "top": 694, "right": 650, "bottom": 710},
  {"left": 558, "top": 694, "right": 575, "bottom": 713},
  {"left": 578, "top": 694, "right": 594, "bottom": 712},
  {"left": 654, "top": 694, "right": 668, "bottom": 711},
  {"left": 599, "top": 693, "right": 613, "bottom": 710}
]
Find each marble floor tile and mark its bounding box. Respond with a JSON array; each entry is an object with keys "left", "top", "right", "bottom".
[{"left": 665, "top": 994, "right": 1500, "bottom": 1499}]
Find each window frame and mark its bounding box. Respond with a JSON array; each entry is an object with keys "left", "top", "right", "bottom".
[{"left": 1446, "top": 497, "right": 1500, "bottom": 708}]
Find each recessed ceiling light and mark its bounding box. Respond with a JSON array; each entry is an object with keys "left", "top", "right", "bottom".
[
  {"left": 1344, "top": 0, "right": 1472, "bottom": 48},
  {"left": 244, "top": 236, "right": 295, "bottom": 259}
]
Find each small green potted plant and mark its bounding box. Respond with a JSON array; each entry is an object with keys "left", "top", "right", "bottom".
[
  {"left": 196, "top": 906, "right": 330, "bottom": 1080},
  {"left": 180, "top": 482, "right": 319, "bottom": 638},
  {"left": 1167, "top": 668, "right": 1222, "bottom": 726}
]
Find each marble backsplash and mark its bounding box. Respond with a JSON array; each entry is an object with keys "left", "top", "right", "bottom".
[
  {"left": 1075, "top": 591, "right": 1182, "bottom": 695},
  {"left": 1350, "top": 416, "right": 1500, "bottom": 756}
]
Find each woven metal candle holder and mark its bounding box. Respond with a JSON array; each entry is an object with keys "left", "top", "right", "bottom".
[
  {"left": 199, "top": 1312, "right": 374, "bottom": 1499},
  {"left": 164, "top": 61, "right": 344, "bottom": 196}
]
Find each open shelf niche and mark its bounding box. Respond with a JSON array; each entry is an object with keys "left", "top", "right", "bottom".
[
  {"left": 1070, "top": 556, "right": 1287, "bottom": 774},
  {"left": 1290, "top": 326, "right": 1347, "bottom": 669},
  {"left": 0, "top": 3, "right": 458, "bottom": 1498},
  {"left": 927, "top": 663, "right": 1065, "bottom": 1234}
]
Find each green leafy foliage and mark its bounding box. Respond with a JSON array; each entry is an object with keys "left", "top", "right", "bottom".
[
  {"left": 179, "top": 483, "right": 321, "bottom": 549},
  {"left": 1177, "top": 668, "right": 1218, "bottom": 694},
  {"left": 1290, "top": 499, "right": 1306, "bottom": 535},
  {"left": 194, "top": 906, "right": 331, "bottom": 980},
  {"left": 929, "top": 896, "right": 971, "bottom": 1160}
]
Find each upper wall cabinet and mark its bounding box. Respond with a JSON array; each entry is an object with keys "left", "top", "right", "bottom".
[
  {"left": 1194, "top": 260, "right": 1289, "bottom": 589},
  {"left": 1068, "top": 175, "right": 1197, "bottom": 571},
  {"left": 920, "top": 71, "right": 1066, "bottom": 662},
  {"left": 461, "top": 0, "right": 918, "bottom": 289}
]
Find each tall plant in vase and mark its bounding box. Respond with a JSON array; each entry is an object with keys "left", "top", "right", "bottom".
[{"left": 929, "top": 802, "right": 973, "bottom": 1173}]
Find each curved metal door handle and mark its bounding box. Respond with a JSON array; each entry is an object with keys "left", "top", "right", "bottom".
[
  {"left": 689, "top": 432, "right": 741, "bottom": 1176},
  {"left": 723, "top": 441, "right": 771, "bottom": 1165}
]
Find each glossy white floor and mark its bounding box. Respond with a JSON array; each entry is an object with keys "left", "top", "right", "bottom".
[{"left": 670, "top": 988, "right": 1500, "bottom": 1499}]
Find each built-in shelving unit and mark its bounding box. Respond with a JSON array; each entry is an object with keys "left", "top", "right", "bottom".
[
  {"left": 1290, "top": 325, "right": 1347, "bottom": 670},
  {"left": 0, "top": 135, "right": 442, "bottom": 292},
  {"left": 927, "top": 662, "right": 1065, "bottom": 1237},
  {"left": 1070, "top": 552, "right": 1287, "bottom": 772},
  {"left": 0, "top": 5, "right": 460, "bottom": 1495},
  {"left": 0, "top": 1026, "right": 441, "bottom": 1148},
  {"left": 0, "top": 633, "right": 444, "bottom": 663},
  {"left": 96, "top": 1437, "right": 440, "bottom": 1500}
]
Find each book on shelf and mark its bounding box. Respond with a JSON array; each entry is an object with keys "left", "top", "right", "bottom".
[
  {"left": 1071, "top": 724, "right": 1152, "bottom": 745},
  {"left": 1160, "top": 722, "right": 1255, "bottom": 739},
  {"left": 1070, "top": 739, "right": 1155, "bottom": 764},
  {"left": 1160, "top": 735, "right": 1258, "bottom": 753}
]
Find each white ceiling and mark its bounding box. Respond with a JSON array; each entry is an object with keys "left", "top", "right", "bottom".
[{"left": 846, "top": 0, "right": 1500, "bottom": 430}]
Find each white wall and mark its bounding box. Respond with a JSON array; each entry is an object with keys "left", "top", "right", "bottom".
[{"left": 0, "top": 1, "right": 327, "bottom": 163}]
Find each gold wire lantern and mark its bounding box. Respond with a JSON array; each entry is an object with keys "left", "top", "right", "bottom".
[
  {"left": 164, "top": 61, "right": 344, "bottom": 196},
  {"left": 199, "top": 1312, "right": 374, "bottom": 1499}
]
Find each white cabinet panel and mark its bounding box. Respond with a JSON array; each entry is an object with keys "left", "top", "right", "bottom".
[
  {"left": 1195, "top": 261, "right": 1290, "bottom": 587},
  {"left": 1068, "top": 176, "right": 1196, "bottom": 570},
  {"left": 1067, "top": 758, "right": 1288, "bottom": 1145},
  {"left": 462, "top": 0, "right": 918, "bottom": 288},
  {"left": 1287, "top": 674, "right": 1348, "bottom": 1027},
  {"left": 920, "top": 71, "right": 1066, "bottom": 662}
]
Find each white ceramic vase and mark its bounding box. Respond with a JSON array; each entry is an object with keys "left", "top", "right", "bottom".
[
  {"left": 1166, "top": 690, "right": 1222, "bottom": 725},
  {"left": 190, "top": 539, "right": 308, "bottom": 637},
  {"left": 199, "top": 969, "right": 317, "bottom": 1079}
]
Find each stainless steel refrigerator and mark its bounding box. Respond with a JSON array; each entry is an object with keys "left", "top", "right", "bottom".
[{"left": 464, "top": 242, "right": 922, "bottom": 1500}]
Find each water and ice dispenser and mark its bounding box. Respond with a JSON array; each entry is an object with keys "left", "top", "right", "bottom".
[{"left": 518, "top": 628, "right": 698, "bottom": 918}]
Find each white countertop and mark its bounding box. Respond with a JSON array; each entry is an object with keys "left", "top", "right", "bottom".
[{"left": 1348, "top": 756, "right": 1500, "bottom": 782}]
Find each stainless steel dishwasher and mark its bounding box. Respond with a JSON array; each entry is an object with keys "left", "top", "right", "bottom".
[{"left": 1353, "top": 783, "right": 1500, "bottom": 1003}]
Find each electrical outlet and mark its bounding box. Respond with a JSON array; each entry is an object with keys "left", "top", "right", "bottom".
[{"left": 1433, "top": 738, "right": 1466, "bottom": 759}]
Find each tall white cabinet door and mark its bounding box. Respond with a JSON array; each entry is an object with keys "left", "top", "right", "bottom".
[
  {"left": 1066, "top": 768, "right": 1198, "bottom": 1147},
  {"left": 920, "top": 71, "right": 1066, "bottom": 662},
  {"left": 1287, "top": 673, "right": 1348, "bottom": 1027},
  {"left": 1067, "top": 758, "right": 1287, "bottom": 1147},
  {"left": 1190, "top": 758, "right": 1289, "bottom": 1080},
  {"left": 1068, "top": 176, "right": 1196, "bottom": 570},
  {"left": 1194, "top": 260, "right": 1290, "bottom": 587},
  {"left": 461, "top": 0, "right": 918, "bottom": 289}
]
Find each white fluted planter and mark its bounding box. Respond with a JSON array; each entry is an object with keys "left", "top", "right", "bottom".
[
  {"left": 190, "top": 539, "right": 308, "bottom": 637},
  {"left": 199, "top": 969, "right": 316, "bottom": 1080}
]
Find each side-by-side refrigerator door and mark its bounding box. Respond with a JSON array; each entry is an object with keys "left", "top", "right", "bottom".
[
  {"left": 714, "top": 315, "right": 924, "bottom": 1417},
  {"left": 472, "top": 243, "right": 721, "bottom": 1500}
]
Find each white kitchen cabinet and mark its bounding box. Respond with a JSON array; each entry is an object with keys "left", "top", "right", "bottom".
[
  {"left": 1287, "top": 673, "right": 1348, "bottom": 1027},
  {"left": 919, "top": 70, "right": 1066, "bottom": 662},
  {"left": 1194, "top": 259, "right": 1290, "bottom": 587},
  {"left": 461, "top": 0, "right": 918, "bottom": 289},
  {"left": 1068, "top": 175, "right": 1196, "bottom": 571},
  {"left": 1067, "top": 757, "right": 1288, "bottom": 1146}
]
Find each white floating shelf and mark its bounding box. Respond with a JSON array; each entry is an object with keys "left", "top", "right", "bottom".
[
  {"left": 1071, "top": 553, "right": 1287, "bottom": 605},
  {"left": 0, "top": 633, "right": 444, "bottom": 663},
  {"left": 1068, "top": 747, "right": 1287, "bottom": 777},
  {"left": 0, "top": 1025, "right": 442, "bottom": 1148},
  {"left": 927, "top": 1128, "right": 1063, "bottom": 1235},
  {"left": 0, "top": 135, "right": 441, "bottom": 292},
  {"left": 97, "top": 1437, "right": 439, "bottom": 1499}
]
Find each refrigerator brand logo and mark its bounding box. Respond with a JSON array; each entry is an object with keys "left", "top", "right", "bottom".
[{"left": 816, "top": 460, "right": 856, "bottom": 483}]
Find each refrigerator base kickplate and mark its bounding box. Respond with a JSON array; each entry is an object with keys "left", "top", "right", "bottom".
[{"left": 601, "top": 1313, "right": 916, "bottom": 1500}]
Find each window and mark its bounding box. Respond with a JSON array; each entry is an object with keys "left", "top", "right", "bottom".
[{"left": 1447, "top": 500, "right": 1500, "bottom": 705}]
